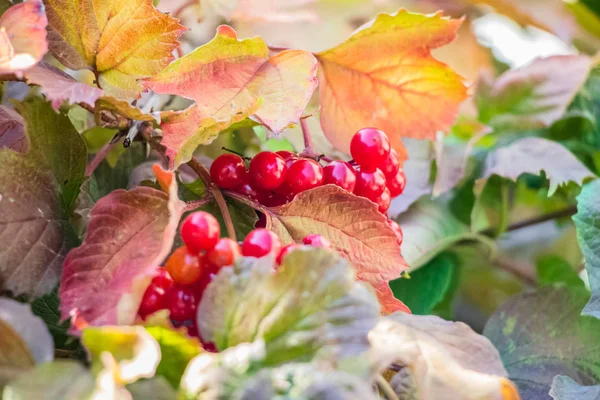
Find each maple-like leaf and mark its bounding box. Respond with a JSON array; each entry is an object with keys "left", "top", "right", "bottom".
[
  {"left": 0, "top": 105, "right": 26, "bottom": 151},
  {"left": 142, "top": 25, "right": 317, "bottom": 168},
  {"left": 263, "top": 185, "right": 409, "bottom": 313},
  {"left": 23, "top": 62, "right": 104, "bottom": 110},
  {"left": 42, "top": 0, "right": 187, "bottom": 98},
  {"left": 0, "top": 0, "right": 47, "bottom": 74},
  {"left": 59, "top": 166, "right": 184, "bottom": 333},
  {"left": 315, "top": 10, "right": 467, "bottom": 161}
]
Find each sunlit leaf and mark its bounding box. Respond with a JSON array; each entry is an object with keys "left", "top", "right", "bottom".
[
  {"left": 550, "top": 375, "right": 600, "bottom": 400},
  {"left": 95, "top": 96, "right": 159, "bottom": 124},
  {"left": 536, "top": 255, "right": 586, "bottom": 289},
  {"left": 0, "top": 98, "right": 86, "bottom": 297},
  {"left": 484, "top": 287, "right": 600, "bottom": 399},
  {"left": 266, "top": 185, "right": 409, "bottom": 313},
  {"left": 42, "top": 0, "right": 186, "bottom": 98},
  {"left": 198, "top": 248, "right": 380, "bottom": 364},
  {"left": 60, "top": 166, "right": 184, "bottom": 332},
  {"left": 0, "top": 105, "right": 25, "bottom": 151},
  {"left": 0, "top": 0, "right": 47, "bottom": 73},
  {"left": 141, "top": 25, "right": 317, "bottom": 168},
  {"left": 316, "top": 10, "right": 467, "bottom": 160}
]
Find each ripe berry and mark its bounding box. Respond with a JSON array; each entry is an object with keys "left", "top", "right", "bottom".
[
  {"left": 138, "top": 284, "right": 167, "bottom": 319},
  {"left": 286, "top": 159, "right": 324, "bottom": 196},
  {"left": 255, "top": 212, "right": 267, "bottom": 228},
  {"left": 166, "top": 246, "right": 205, "bottom": 285},
  {"left": 387, "top": 169, "right": 406, "bottom": 198},
  {"left": 375, "top": 187, "right": 391, "bottom": 214},
  {"left": 276, "top": 150, "right": 296, "bottom": 160},
  {"left": 257, "top": 190, "right": 288, "bottom": 207},
  {"left": 181, "top": 211, "right": 220, "bottom": 253},
  {"left": 379, "top": 148, "right": 400, "bottom": 179},
  {"left": 152, "top": 267, "right": 174, "bottom": 290},
  {"left": 388, "top": 220, "right": 403, "bottom": 246},
  {"left": 167, "top": 285, "right": 197, "bottom": 321},
  {"left": 323, "top": 161, "right": 356, "bottom": 192},
  {"left": 242, "top": 228, "right": 282, "bottom": 258},
  {"left": 207, "top": 238, "right": 240, "bottom": 268},
  {"left": 249, "top": 151, "right": 287, "bottom": 190},
  {"left": 276, "top": 243, "right": 302, "bottom": 265},
  {"left": 302, "top": 234, "right": 331, "bottom": 249},
  {"left": 236, "top": 183, "right": 259, "bottom": 200},
  {"left": 354, "top": 167, "right": 386, "bottom": 201},
  {"left": 210, "top": 154, "right": 248, "bottom": 189},
  {"left": 350, "top": 128, "right": 390, "bottom": 170}
]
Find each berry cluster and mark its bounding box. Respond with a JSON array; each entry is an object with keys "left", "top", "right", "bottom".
[
  {"left": 137, "top": 211, "right": 331, "bottom": 345},
  {"left": 209, "top": 127, "right": 405, "bottom": 244}
]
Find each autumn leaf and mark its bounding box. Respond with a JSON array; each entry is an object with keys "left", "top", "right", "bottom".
[
  {"left": 0, "top": 106, "right": 26, "bottom": 151},
  {"left": 59, "top": 166, "right": 184, "bottom": 333},
  {"left": 0, "top": 0, "right": 47, "bottom": 74},
  {"left": 23, "top": 62, "right": 104, "bottom": 110},
  {"left": 315, "top": 10, "right": 467, "bottom": 161},
  {"left": 263, "top": 185, "right": 409, "bottom": 313},
  {"left": 94, "top": 96, "right": 158, "bottom": 125},
  {"left": 42, "top": 0, "right": 187, "bottom": 98},
  {"left": 141, "top": 25, "right": 317, "bottom": 168}
]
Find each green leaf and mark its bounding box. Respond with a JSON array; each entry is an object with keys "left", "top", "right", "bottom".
[
  {"left": 484, "top": 287, "right": 600, "bottom": 399},
  {"left": 389, "top": 253, "right": 457, "bottom": 315},
  {"left": 536, "top": 255, "right": 585, "bottom": 289},
  {"left": 82, "top": 127, "right": 124, "bottom": 167},
  {"left": 550, "top": 375, "right": 600, "bottom": 400},
  {"left": 471, "top": 175, "right": 509, "bottom": 235},
  {"left": 145, "top": 326, "right": 200, "bottom": 388},
  {"left": 573, "top": 179, "right": 600, "bottom": 318},
  {"left": 30, "top": 288, "right": 80, "bottom": 353},
  {"left": 197, "top": 248, "right": 380, "bottom": 365},
  {"left": 0, "top": 98, "right": 86, "bottom": 297}
]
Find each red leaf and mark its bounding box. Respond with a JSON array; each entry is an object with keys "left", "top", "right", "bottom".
[
  {"left": 0, "top": 106, "right": 26, "bottom": 152},
  {"left": 59, "top": 166, "right": 184, "bottom": 333},
  {"left": 372, "top": 281, "right": 411, "bottom": 314}
]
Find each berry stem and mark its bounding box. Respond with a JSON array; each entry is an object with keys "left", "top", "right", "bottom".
[
  {"left": 221, "top": 147, "right": 251, "bottom": 160},
  {"left": 300, "top": 118, "right": 314, "bottom": 154}
]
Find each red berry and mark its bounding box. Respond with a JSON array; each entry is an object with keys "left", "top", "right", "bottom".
[
  {"left": 388, "top": 220, "right": 403, "bottom": 246},
  {"left": 350, "top": 128, "right": 390, "bottom": 170},
  {"left": 286, "top": 159, "right": 324, "bottom": 196},
  {"left": 354, "top": 167, "right": 386, "bottom": 201},
  {"left": 242, "top": 228, "right": 282, "bottom": 258},
  {"left": 152, "top": 268, "right": 174, "bottom": 290},
  {"left": 210, "top": 154, "right": 248, "bottom": 189},
  {"left": 379, "top": 148, "right": 400, "bottom": 179},
  {"left": 181, "top": 211, "right": 221, "bottom": 253},
  {"left": 187, "top": 321, "right": 199, "bottom": 338},
  {"left": 276, "top": 150, "right": 296, "bottom": 160},
  {"left": 255, "top": 212, "right": 267, "bottom": 228},
  {"left": 249, "top": 151, "right": 287, "bottom": 190},
  {"left": 167, "top": 285, "right": 197, "bottom": 321},
  {"left": 236, "top": 183, "right": 259, "bottom": 200},
  {"left": 375, "top": 187, "right": 391, "bottom": 214},
  {"left": 207, "top": 238, "right": 240, "bottom": 268},
  {"left": 166, "top": 246, "right": 205, "bottom": 285},
  {"left": 202, "top": 341, "right": 218, "bottom": 353},
  {"left": 387, "top": 170, "right": 406, "bottom": 198},
  {"left": 302, "top": 234, "right": 331, "bottom": 249},
  {"left": 257, "top": 190, "right": 288, "bottom": 207},
  {"left": 276, "top": 243, "right": 302, "bottom": 265},
  {"left": 323, "top": 161, "right": 356, "bottom": 192},
  {"left": 138, "top": 284, "right": 168, "bottom": 319}
]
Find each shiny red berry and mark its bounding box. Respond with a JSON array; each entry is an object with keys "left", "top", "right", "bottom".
[
  {"left": 302, "top": 234, "right": 331, "bottom": 249},
  {"left": 375, "top": 187, "right": 391, "bottom": 214},
  {"left": 350, "top": 128, "right": 390, "bottom": 170},
  {"left": 152, "top": 267, "right": 174, "bottom": 290},
  {"left": 286, "top": 159, "right": 324, "bottom": 196},
  {"left": 242, "top": 228, "right": 282, "bottom": 258},
  {"left": 167, "top": 285, "right": 197, "bottom": 321},
  {"left": 257, "top": 190, "right": 288, "bottom": 207},
  {"left": 249, "top": 151, "right": 287, "bottom": 190},
  {"left": 276, "top": 243, "right": 302, "bottom": 265},
  {"left": 388, "top": 220, "right": 403, "bottom": 246},
  {"left": 138, "top": 284, "right": 168, "bottom": 319},
  {"left": 236, "top": 183, "right": 259, "bottom": 200},
  {"left": 323, "top": 161, "right": 356, "bottom": 192},
  {"left": 387, "top": 169, "right": 406, "bottom": 197},
  {"left": 181, "top": 211, "right": 220, "bottom": 253},
  {"left": 354, "top": 167, "right": 386, "bottom": 201},
  {"left": 207, "top": 238, "right": 240, "bottom": 268},
  {"left": 166, "top": 246, "right": 205, "bottom": 285},
  {"left": 379, "top": 148, "right": 400, "bottom": 179},
  {"left": 276, "top": 150, "right": 296, "bottom": 160},
  {"left": 210, "top": 154, "right": 248, "bottom": 189}
]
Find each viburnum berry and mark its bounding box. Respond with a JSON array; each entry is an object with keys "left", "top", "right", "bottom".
[
  {"left": 210, "top": 154, "right": 248, "bottom": 189},
  {"left": 379, "top": 148, "right": 400, "bottom": 179},
  {"left": 166, "top": 246, "right": 205, "bottom": 285},
  {"left": 181, "top": 211, "right": 220, "bottom": 253},
  {"left": 257, "top": 190, "right": 288, "bottom": 207},
  {"left": 235, "top": 182, "right": 259, "bottom": 200},
  {"left": 276, "top": 243, "right": 302, "bottom": 265},
  {"left": 387, "top": 169, "right": 406, "bottom": 198},
  {"left": 242, "top": 228, "right": 282, "bottom": 258},
  {"left": 206, "top": 238, "right": 240, "bottom": 268},
  {"left": 138, "top": 284, "right": 168, "bottom": 319},
  {"left": 350, "top": 128, "right": 390, "bottom": 170},
  {"left": 389, "top": 220, "right": 403, "bottom": 246},
  {"left": 354, "top": 166, "right": 386, "bottom": 201},
  {"left": 302, "top": 234, "right": 331, "bottom": 249},
  {"left": 276, "top": 150, "right": 296, "bottom": 160},
  {"left": 167, "top": 285, "right": 197, "bottom": 321},
  {"left": 152, "top": 267, "right": 174, "bottom": 290},
  {"left": 375, "top": 187, "right": 391, "bottom": 214},
  {"left": 249, "top": 151, "right": 287, "bottom": 190},
  {"left": 286, "top": 159, "right": 324, "bottom": 196},
  {"left": 323, "top": 161, "right": 356, "bottom": 192}
]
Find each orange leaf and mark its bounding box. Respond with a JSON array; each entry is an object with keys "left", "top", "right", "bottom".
[
  {"left": 42, "top": 0, "right": 186, "bottom": 98},
  {"left": 0, "top": 0, "right": 47, "bottom": 74},
  {"left": 141, "top": 25, "right": 317, "bottom": 168},
  {"left": 316, "top": 10, "right": 468, "bottom": 161}
]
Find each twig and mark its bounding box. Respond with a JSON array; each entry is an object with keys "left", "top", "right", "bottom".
[
  {"left": 481, "top": 205, "right": 577, "bottom": 236},
  {"left": 300, "top": 118, "right": 314, "bottom": 153},
  {"left": 86, "top": 140, "right": 118, "bottom": 176},
  {"left": 376, "top": 375, "right": 400, "bottom": 400}
]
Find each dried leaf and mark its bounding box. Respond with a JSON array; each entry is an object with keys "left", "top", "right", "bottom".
[{"left": 316, "top": 10, "right": 467, "bottom": 159}]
